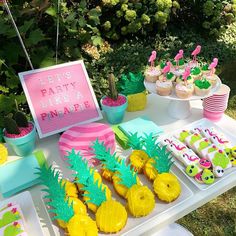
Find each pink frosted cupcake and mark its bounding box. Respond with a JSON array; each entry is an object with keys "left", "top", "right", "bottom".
[
  {"left": 156, "top": 80, "right": 173, "bottom": 96},
  {"left": 175, "top": 83, "right": 194, "bottom": 99}
]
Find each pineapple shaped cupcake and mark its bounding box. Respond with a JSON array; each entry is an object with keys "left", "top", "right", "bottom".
[
  {"left": 37, "top": 164, "right": 98, "bottom": 236},
  {"left": 66, "top": 149, "right": 127, "bottom": 233},
  {"left": 91, "top": 139, "right": 155, "bottom": 217},
  {"left": 152, "top": 145, "right": 181, "bottom": 203}
]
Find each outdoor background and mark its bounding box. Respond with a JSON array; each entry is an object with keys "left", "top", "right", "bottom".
[{"left": 0, "top": 1, "right": 236, "bottom": 235}]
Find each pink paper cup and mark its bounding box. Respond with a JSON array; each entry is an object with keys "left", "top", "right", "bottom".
[{"left": 203, "top": 109, "right": 224, "bottom": 122}]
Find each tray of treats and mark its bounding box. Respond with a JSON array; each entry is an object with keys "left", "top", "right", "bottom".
[
  {"left": 144, "top": 46, "right": 221, "bottom": 100},
  {"left": 0, "top": 191, "right": 43, "bottom": 236},
  {"left": 159, "top": 118, "right": 236, "bottom": 190},
  {"left": 39, "top": 137, "right": 194, "bottom": 236}
]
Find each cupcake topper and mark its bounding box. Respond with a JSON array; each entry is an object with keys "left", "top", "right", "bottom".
[
  {"left": 36, "top": 164, "right": 74, "bottom": 222},
  {"left": 148, "top": 50, "right": 157, "bottom": 69},
  {"left": 183, "top": 66, "right": 191, "bottom": 86},
  {"left": 174, "top": 50, "right": 184, "bottom": 68},
  {"left": 162, "top": 61, "right": 171, "bottom": 80},
  {"left": 208, "top": 58, "right": 218, "bottom": 76},
  {"left": 191, "top": 45, "right": 201, "bottom": 64}
]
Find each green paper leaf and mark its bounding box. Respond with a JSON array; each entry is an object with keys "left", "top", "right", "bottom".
[
  {"left": 127, "top": 132, "right": 143, "bottom": 150},
  {"left": 143, "top": 133, "right": 159, "bottom": 158}
]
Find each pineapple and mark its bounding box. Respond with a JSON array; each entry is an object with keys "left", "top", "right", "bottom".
[
  {"left": 66, "top": 149, "right": 127, "bottom": 233},
  {"left": 61, "top": 179, "right": 78, "bottom": 198},
  {"left": 91, "top": 139, "right": 155, "bottom": 217},
  {"left": 152, "top": 145, "right": 181, "bottom": 203},
  {"left": 0, "top": 143, "right": 7, "bottom": 165},
  {"left": 143, "top": 158, "right": 158, "bottom": 181},
  {"left": 36, "top": 165, "right": 95, "bottom": 234}
]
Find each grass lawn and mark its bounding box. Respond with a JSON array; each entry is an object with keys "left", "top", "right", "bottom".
[{"left": 177, "top": 65, "right": 236, "bottom": 235}]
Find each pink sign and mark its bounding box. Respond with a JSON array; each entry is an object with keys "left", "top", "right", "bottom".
[{"left": 19, "top": 61, "right": 103, "bottom": 138}]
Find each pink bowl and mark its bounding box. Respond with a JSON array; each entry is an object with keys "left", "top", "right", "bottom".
[
  {"left": 203, "top": 109, "right": 224, "bottom": 122},
  {"left": 58, "top": 123, "right": 116, "bottom": 166}
]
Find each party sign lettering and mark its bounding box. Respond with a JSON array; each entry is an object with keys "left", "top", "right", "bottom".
[{"left": 19, "top": 61, "right": 103, "bottom": 138}]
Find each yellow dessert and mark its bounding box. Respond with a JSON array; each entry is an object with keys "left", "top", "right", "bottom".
[
  {"left": 67, "top": 214, "right": 98, "bottom": 236},
  {"left": 153, "top": 173, "right": 181, "bottom": 202},
  {"left": 96, "top": 199, "right": 127, "bottom": 233},
  {"left": 129, "top": 150, "right": 149, "bottom": 173},
  {"left": 126, "top": 184, "right": 155, "bottom": 217},
  {"left": 101, "top": 168, "right": 114, "bottom": 182},
  {"left": 143, "top": 158, "right": 158, "bottom": 181},
  {"left": 61, "top": 179, "right": 78, "bottom": 198},
  {"left": 0, "top": 143, "right": 8, "bottom": 165},
  {"left": 83, "top": 184, "right": 112, "bottom": 213}
]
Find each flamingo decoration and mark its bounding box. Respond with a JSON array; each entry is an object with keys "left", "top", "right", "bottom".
[
  {"left": 174, "top": 49, "right": 184, "bottom": 68},
  {"left": 208, "top": 58, "right": 218, "bottom": 76},
  {"left": 148, "top": 50, "right": 157, "bottom": 69},
  {"left": 182, "top": 66, "right": 191, "bottom": 85},
  {"left": 191, "top": 45, "right": 201, "bottom": 65},
  {"left": 162, "top": 61, "right": 171, "bottom": 80}
]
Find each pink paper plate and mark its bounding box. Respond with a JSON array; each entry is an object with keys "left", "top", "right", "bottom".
[{"left": 59, "top": 123, "right": 116, "bottom": 166}]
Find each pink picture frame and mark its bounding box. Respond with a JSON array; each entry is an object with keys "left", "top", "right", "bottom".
[{"left": 19, "top": 60, "right": 103, "bottom": 138}]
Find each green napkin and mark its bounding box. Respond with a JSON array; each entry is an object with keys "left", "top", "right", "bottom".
[{"left": 112, "top": 125, "right": 130, "bottom": 150}]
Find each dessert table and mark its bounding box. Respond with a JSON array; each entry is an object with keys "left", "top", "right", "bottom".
[{"left": 1, "top": 93, "right": 236, "bottom": 236}]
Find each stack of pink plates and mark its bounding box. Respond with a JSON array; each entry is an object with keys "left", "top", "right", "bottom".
[
  {"left": 202, "top": 84, "right": 230, "bottom": 122},
  {"left": 59, "top": 123, "right": 116, "bottom": 166}
]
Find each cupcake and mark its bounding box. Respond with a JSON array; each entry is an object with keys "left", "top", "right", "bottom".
[
  {"left": 171, "top": 59, "right": 185, "bottom": 77},
  {"left": 205, "top": 58, "right": 218, "bottom": 87},
  {"left": 205, "top": 74, "right": 218, "bottom": 87},
  {"left": 159, "top": 72, "right": 176, "bottom": 82},
  {"left": 175, "top": 83, "right": 194, "bottom": 99},
  {"left": 176, "top": 75, "right": 194, "bottom": 85},
  {"left": 159, "top": 61, "right": 167, "bottom": 70},
  {"left": 144, "top": 67, "right": 161, "bottom": 82},
  {"left": 201, "top": 64, "right": 210, "bottom": 76},
  {"left": 194, "top": 79, "right": 212, "bottom": 96},
  {"left": 156, "top": 80, "right": 173, "bottom": 96},
  {"left": 191, "top": 67, "right": 202, "bottom": 81}
]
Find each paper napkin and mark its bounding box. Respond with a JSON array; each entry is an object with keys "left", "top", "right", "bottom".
[
  {"left": 118, "top": 116, "right": 163, "bottom": 138},
  {"left": 0, "top": 151, "right": 46, "bottom": 198}
]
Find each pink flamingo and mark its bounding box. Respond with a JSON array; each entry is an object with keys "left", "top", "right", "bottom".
[
  {"left": 174, "top": 49, "right": 184, "bottom": 68},
  {"left": 162, "top": 61, "right": 171, "bottom": 80},
  {"left": 191, "top": 45, "right": 201, "bottom": 64},
  {"left": 183, "top": 66, "right": 191, "bottom": 85},
  {"left": 148, "top": 50, "right": 157, "bottom": 68},
  {"left": 208, "top": 58, "right": 218, "bottom": 75}
]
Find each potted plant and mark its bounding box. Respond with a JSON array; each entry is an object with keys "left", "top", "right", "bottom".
[
  {"left": 100, "top": 73, "right": 127, "bottom": 124},
  {"left": 118, "top": 72, "right": 147, "bottom": 112},
  {"left": 3, "top": 111, "right": 36, "bottom": 156}
]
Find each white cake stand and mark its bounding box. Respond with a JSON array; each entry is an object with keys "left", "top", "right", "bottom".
[{"left": 144, "top": 77, "right": 221, "bottom": 119}]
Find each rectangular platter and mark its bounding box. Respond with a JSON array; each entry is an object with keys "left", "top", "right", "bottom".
[{"left": 159, "top": 118, "right": 236, "bottom": 191}]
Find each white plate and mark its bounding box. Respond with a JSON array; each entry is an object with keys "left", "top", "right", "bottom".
[
  {"left": 159, "top": 118, "right": 236, "bottom": 190},
  {"left": 144, "top": 76, "right": 221, "bottom": 101},
  {"left": 0, "top": 191, "right": 44, "bottom": 236},
  {"left": 41, "top": 161, "right": 193, "bottom": 236}
]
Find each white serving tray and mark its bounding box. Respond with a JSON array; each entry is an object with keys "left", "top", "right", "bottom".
[
  {"left": 0, "top": 191, "right": 44, "bottom": 236},
  {"left": 159, "top": 118, "right": 236, "bottom": 190},
  {"left": 41, "top": 161, "right": 193, "bottom": 236}
]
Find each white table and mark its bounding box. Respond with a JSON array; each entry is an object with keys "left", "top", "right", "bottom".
[{"left": 2, "top": 94, "right": 236, "bottom": 236}]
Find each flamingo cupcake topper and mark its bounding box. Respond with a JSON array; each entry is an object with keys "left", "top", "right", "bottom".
[
  {"left": 183, "top": 66, "right": 191, "bottom": 86},
  {"left": 162, "top": 61, "right": 171, "bottom": 80},
  {"left": 208, "top": 58, "right": 218, "bottom": 76},
  {"left": 174, "top": 49, "right": 184, "bottom": 68},
  {"left": 148, "top": 50, "right": 157, "bottom": 69},
  {"left": 191, "top": 45, "right": 201, "bottom": 65}
]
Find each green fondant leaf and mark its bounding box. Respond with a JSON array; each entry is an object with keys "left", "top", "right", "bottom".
[{"left": 114, "top": 159, "right": 137, "bottom": 188}]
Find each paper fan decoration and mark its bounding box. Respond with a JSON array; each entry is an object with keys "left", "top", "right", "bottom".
[{"left": 59, "top": 123, "right": 116, "bottom": 166}]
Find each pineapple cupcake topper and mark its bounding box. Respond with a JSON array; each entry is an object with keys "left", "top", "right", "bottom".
[
  {"left": 91, "top": 139, "right": 155, "bottom": 218},
  {"left": 36, "top": 164, "right": 74, "bottom": 222},
  {"left": 66, "top": 148, "right": 128, "bottom": 233}
]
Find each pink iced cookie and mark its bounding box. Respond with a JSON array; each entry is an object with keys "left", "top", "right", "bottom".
[
  {"left": 195, "top": 172, "right": 204, "bottom": 184},
  {"left": 199, "top": 158, "right": 212, "bottom": 169}
]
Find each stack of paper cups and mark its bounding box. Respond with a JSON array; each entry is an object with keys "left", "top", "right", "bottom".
[{"left": 202, "top": 84, "right": 230, "bottom": 122}]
